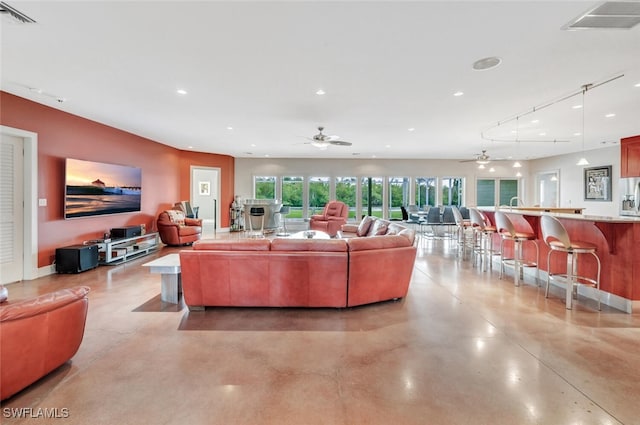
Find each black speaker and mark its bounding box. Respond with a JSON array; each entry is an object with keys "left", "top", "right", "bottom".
[
  {"left": 56, "top": 244, "right": 99, "bottom": 274},
  {"left": 110, "top": 226, "right": 142, "bottom": 239}
]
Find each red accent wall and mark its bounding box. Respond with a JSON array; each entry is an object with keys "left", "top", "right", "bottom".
[{"left": 1, "top": 92, "right": 234, "bottom": 268}]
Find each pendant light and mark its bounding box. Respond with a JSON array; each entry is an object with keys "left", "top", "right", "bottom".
[
  {"left": 576, "top": 84, "right": 590, "bottom": 166},
  {"left": 513, "top": 117, "right": 522, "bottom": 168}
]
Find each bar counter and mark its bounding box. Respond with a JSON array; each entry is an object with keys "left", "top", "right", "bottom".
[{"left": 479, "top": 208, "right": 640, "bottom": 313}]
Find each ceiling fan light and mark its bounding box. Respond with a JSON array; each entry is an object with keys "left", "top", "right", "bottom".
[
  {"left": 478, "top": 164, "right": 486, "bottom": 169},
  {"left": 576, "top": 157, "right": 589, "bottom": 166},
  {"left": 476, "top": 159, "right": 490, "bottom": 165},
  {"left": 513, "top": 161, "right": 522, "bottom": 168}
]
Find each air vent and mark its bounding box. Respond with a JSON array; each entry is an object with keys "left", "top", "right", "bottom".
[
  {"left": 563, "top": 1, "right": 640, "bottom": 30},
  {"left": 0, "top": 2, "right": 36, "bottom": 24}
]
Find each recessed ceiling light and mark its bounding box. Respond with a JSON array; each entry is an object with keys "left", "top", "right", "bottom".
[
  {"left": 372, "top": 155, "right": 377, "bottom": 158},
  {"left": 250, "top": 143, "right": 256, "bottom": 147},
  {"left": 635, "top": 82, "right": 640, "bottom": 87},
  {"left": 605, "top": 113, "right": 616, "bottom": 118},
  {"left": 453, "top": 91, "right": 464, "bottom": 97},
  {"left": 226, "top": 126, "right": 233, "bottom": 130},
  {"left": 176, "top": 89, "right": 187, "bottom": 95},
  {"left": 264, "top": 154, "right": 270, "bottom": 157},
  {"left": 511, "top": 130, "right": 517, "bottom": 134},
  {"left": 472, "top": 56, "right": 502, "bottom": 71},
  {"left": 316, "top": 89, "right": 325, "bottom": 95},
  {"left": 539, "top": 132, "right": 546, "bottom": 136},
  {"left": 407, "top": 128, "right": 415, "bottom": 132},
  {"left": 572, "top": 104, "right": 583, "bottom": 109},
  {"left": 187, "top": 146, "right": 193, "bottom": 149},
  {"left": 574, "top": 132, "right": 582, "bottom": 136},
  {"left": 489, "top": 167, "right": 496, "bottom": 173},
  {"left": 516, "top": 171, "right": 522, "bottom": 177},
  {"left": 385, "top": 144, "right": 391, "bottom": 149},
  {"left": 531, "top": 119, "right": 539, "bottom": 124},
  {"left": 478, "top": 164, "right": 486, "bottom": 170}
]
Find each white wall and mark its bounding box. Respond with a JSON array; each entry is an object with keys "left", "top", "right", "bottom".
[
  {"left": 234, "top": 157, "right": 530, "bottom": 208},
  {"left": 235, "top": 144, "right": 621, "bottom": 218},
  {"left": 527, "top": 145, "right": 620, "bottom": 217}
]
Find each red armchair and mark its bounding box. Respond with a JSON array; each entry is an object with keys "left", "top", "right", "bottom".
[
  {"left": 1, "top": 286, "right": 90, "bottom": 400},
  {"left": 309, "top": 201, "right": 349, "bottom": 237},
  {"left": 157, "top": 209, "right": 203, "bottom": 246}
]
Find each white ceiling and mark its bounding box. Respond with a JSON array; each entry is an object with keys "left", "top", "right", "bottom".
[{"left": 2, "top": 1, "right": 640, "bottom": 161}]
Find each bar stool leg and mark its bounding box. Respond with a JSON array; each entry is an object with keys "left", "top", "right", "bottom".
[
  {"left": 566, "top": 252, "right": 575, "bottom": 309},
  {"left": 514, "top": 240, "right": 521, "bottom": 287}
]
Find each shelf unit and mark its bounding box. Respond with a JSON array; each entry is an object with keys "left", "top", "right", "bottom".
[{"left": 97, "top": 232, "right": 159, "bottom": 265}]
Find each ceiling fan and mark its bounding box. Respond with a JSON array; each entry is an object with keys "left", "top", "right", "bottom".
[
  {"left": 459, "top": 150, "right": 492, "bottom": 164},
  {"left": 306, "top": 126, "right": 352, "bottom": 150}
]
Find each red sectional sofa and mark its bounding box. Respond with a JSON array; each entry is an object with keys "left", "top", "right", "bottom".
[{"left": 179, "top": 222, "right": 416, "bottom": 310}]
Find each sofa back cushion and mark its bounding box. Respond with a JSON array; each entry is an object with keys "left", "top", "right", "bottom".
[
  {"left": 271, "top": 238, "right": 347, "bottom": 252},
  {"left": 367, "top": 219, "right": 390, "bottom": 236},
  {"left": 347, "top": 234, "right": 413, "bottom": 251},
  {"left": 356, "top": 216, "right": 376, "bottom": 236},
  {"left": 193, "top": 239, "right": 271, "bottom": 251},
  {"left": 386, "top": 223, "right": 416, "bottom": 245}
]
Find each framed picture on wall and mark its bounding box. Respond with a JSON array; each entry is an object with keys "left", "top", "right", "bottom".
[
  {"left": 199, "top": 181, "right": 211, "bottom": 196},
  {"left": 584, "top": 165, "right": 612, "bottom": 201}
]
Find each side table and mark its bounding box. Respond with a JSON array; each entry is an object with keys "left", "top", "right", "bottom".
[{"left": 142, "top": 253, "right": 181, "bottom": 304}]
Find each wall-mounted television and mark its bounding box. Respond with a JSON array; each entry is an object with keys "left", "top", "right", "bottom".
[{"left": 65, "top": 158, "right": 142, "bottom": 219}]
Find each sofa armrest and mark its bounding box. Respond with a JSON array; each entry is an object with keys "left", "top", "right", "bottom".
[
  {"left": 185, "top": 217, "right": 202, "bottom": 226},
  {"left": 341, "top": 223, "right": 359, "bottom": 233}
]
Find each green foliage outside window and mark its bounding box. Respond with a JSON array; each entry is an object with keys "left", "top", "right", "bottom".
[
  {"left": 255, "top": 176, "right": 275, "bottom": 199},
  {"left": 336, "top": 177, "right": 357, "bottom": 218}
]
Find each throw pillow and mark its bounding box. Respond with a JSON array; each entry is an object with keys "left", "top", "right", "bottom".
[
  {"left": 368, "top": 219, "right": 389, "bottom": 236},
  {"left": 165, "top": 209, "right": 186, "bottom": 225},
  {"left": 356, "top": 216, "right": 375, "bottom": 236}
]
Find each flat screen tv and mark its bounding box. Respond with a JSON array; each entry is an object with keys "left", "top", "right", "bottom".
[{"left": 65, "top": 158, "right": 142, "bottom": 219}]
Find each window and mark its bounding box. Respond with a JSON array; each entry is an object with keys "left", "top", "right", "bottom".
[
  {"left": 415, "top": 177, "right": 437, "bottom": 209},
  {"left": 499, "top": 179, "right": 519, "bottom": 206},
  {"left": 254, "top": 176, "right": 276, "bottom": 199},
  {"left": 361, "top": 177, "right": 383, "bottom": 218},
  {"left": 309, "top": 177, "right": 330, "bottom": 214},
  {"left": 441, "top": 177, "right": 463, "bottom": 206},
  {"left": 476, "top": 178, "right": 519, "bottom": 207},
  {"left": 476, "top": 179, "right": 496, "bottom": 207},
  {"left": 282, "top": 176, "right": 303, "bottom": 218},
  {"left": 335, "top": 177, "right": 357, "bottom": 219},
  {"left": 388, "top": 177, "right": 410, "bottom": 219}
]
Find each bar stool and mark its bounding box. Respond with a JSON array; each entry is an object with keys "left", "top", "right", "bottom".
[
  {"left": 540, "top": 215, "right": 601, "bottom": 310},
  {"left": 276, "top": 205, "right": 290, "bottom": 236},
  {"left": 451, "top": 206, "right": 474, "bottom": 258},
  {"left": 248, "top": 207, "right": 265, "bottom": 238},
  {"left": 494, "top": 211, "right": 539, "bottom": 286},
  {"left": 469, "top": 208, "right": 496, "bottom": 271}
]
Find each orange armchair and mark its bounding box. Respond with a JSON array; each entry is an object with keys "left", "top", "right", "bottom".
[
  {"left": 157, "top": 209, "right": 203, "bottom": 246},
  {"left": 309, "top": 201, "right": 349, "bottom": 237},
  {"left": 1, "top": 286, "right": 90, "bottom": 400}
]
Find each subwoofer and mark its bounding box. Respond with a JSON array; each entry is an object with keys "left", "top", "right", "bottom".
[{"left": 55, "top": 244, "right": 99, "bottom": 274}]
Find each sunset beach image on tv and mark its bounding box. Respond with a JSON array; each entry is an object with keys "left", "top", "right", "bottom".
[{"left": 65, "top": 158, "right": 142, "bottom": 219}]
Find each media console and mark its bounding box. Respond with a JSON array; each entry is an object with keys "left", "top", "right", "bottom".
[{"left": 97, "top": 232, "right": 159, "bottom": 265}]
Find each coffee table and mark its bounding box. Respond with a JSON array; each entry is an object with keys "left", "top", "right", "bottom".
[
  {"left": 142, "top": 253, "right": 181, "bottom": 304},
  {"left": 284, "top": 230, "right": 331, "bottom": 239}
]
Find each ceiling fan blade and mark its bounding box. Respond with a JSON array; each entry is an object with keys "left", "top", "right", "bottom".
[{"left": 329, "top": 140, "right": 352, "bottom": 146}]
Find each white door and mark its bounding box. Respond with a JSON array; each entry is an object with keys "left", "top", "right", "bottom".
[{"left": 0, "top": 134, "right": 24, "bottom": 284}]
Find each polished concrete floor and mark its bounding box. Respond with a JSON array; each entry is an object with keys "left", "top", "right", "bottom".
[{"left": 2, "top": 232, "right": 640, "bottom": 424}]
